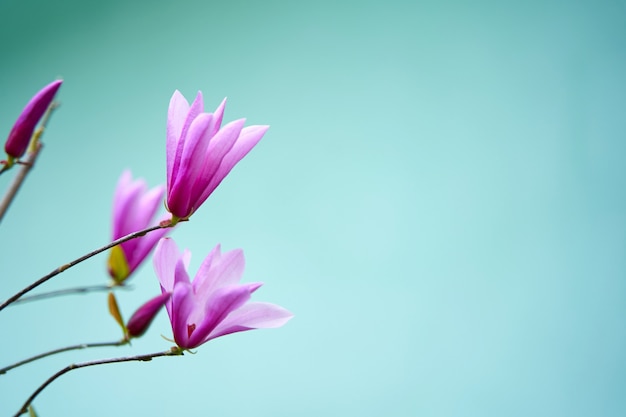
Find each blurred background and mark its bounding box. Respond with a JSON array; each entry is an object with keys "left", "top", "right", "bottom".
[{"left": 1, "top": 0, "right": 625, "bottom": 415}]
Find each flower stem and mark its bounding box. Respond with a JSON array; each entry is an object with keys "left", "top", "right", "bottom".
[
  {"left": 13, "top": 347, "right": 184, "bottom": 417},
  {"left": 0, "top": 102, "right": 57, "bottom": 220},
  {"left": 0, "top": 221, "right": 178, "bottom": 312},
  {"left": 10, "top": 284, "right": 132, "bottom": 306},
  {"left": 0, "top": 141, "right": 43, "bottom": 220},
  {"left": 0, "top": 339, "right": 128, "bottom": 375}
]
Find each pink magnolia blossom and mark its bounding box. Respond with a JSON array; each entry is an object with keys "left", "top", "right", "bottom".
[
  {"left": 154, "top": 237, "right": 292, "bottom": 349},
  {"left": 126, "top": 292, "right": 171, "bottom": 338},
  {"left": 166, "top": 90, "right": 268, "bottom": 221},
  {"left": 4, "top": 80, "right": 62, "bottom": 162},
  {"left": 107, "top": 170, "right": 170, "bottom": 283}
]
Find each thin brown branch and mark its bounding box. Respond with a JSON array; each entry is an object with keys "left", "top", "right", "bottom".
[
  {"left": 0, "top": 141, "right": 43, "bottom": 222},
  {"left": 0, "top": 102, "right": 58, "bottom": 222},
  {"left": 10, "top": 283, "right": 133, "bottom": 306},
  {"left": 0, "top": 221, "right": 179, "bottom": 312},
  {"left": 0, "top": 339, "right": 127, "bottom": 375},
  {"left": 13, "top": 347, "right": 184, "bottom": 416}
]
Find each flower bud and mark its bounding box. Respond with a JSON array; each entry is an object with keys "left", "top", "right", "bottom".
[
  {"left": 5, "top": 80, "right": 63, "bottom": 161},
  {"left": 107, "top": 170, "right": 169, "bottom": 284},
  {"left": 126, "top": 292, "right": 171, "bottom": 338}
]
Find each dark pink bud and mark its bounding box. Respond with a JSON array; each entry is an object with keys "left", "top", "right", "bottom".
[
  {"left": 126, "top": 292, "right": 171, "bottom": 338},
  {"left": 5, "top": 80, "right": 63, "bottom": 158}
]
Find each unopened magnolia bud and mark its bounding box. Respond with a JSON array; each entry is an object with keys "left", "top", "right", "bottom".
[
  {"left": 5, "top": 80, "right": 62, "bottom": 160},
  {"left": 126, "top": 292, "right": 171, "bottom": 338}
]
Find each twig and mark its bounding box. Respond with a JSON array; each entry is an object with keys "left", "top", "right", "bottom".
[
  {"left": 10, "top": 284, "right": 132, "bottom": 306},
  {"left": 0, "top": 102, "right": 57, "bottom": 222},
  {"left": 0, "top": 221, "right": 178, "bottom": 312},
  {"left": 0, "top": 339, "right": 127, "bottom": 375},
  {"left": 0, "top": 142, "right": 43, "bottom": 222},
  {"left": 13, "top": 347, "right": 184, "bottom": 416}
]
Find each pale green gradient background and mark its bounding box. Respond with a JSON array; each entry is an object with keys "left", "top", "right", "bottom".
[{"left": 1, "top": 0, "right": 625, "bottom": 415}]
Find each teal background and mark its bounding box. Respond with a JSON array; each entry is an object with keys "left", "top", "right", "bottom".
[{"left": 1, "top": 0, "right": 625, "bottom": 415}]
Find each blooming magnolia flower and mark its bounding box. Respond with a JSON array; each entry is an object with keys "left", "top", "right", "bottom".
[
  {"left": 126, "top": 292, "right": 171, "bottom": 338},
  {"left": 4, "top": 80, "right": 62, "bottom": 164},
  {"left": 107, "top": 170, "right": 170, "bottom": 283},
  {"left": 154, "top": 237, "right": 292, "bottom": 349},
  {"left": 166, "top": 90, "right": 268, "bottom": 221}
]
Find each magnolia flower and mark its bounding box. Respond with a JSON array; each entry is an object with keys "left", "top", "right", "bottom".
[
  {"left": 4, "top": 80, "right": 62, "bottom": 165},
  {"left": 154, "top": 238, "right": 292, "bottom": 349},
  {"left": 107, "top": 170, "right": 170, "bottom": 283},
  {"left": 166, "top": 90, "right": 268, "bottom": 221}
]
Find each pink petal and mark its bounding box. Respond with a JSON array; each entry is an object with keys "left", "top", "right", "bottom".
[
  {"left": 193, "top": 246, "right": 245, "bottom": 299},
  {"left": 166, "top": 91, "right": 189, "bottom": 189},
  {"left": 111, "top": 171, "right": 132, "bottom": 240},
  {"left": 153, "top": 238, "right": 180, "bottom": 293},
  {"left": 111, "top": 171, "right": 145, "bottom": 240},
  {"left": 171, "top": 282, "right": 196, "bottom": 348},
  {"left": 207, "top": 302, "right": 294, "bottom": 340},
  {"left": 205, "top": 98, "right": 227, "bottom": 139},
  {"left": 198, "top": 125, "right": 268, "bottom": 205},
  {"left": 167, "top": 91, "right": 204, "bottom": 191},
  {"left": 187, "top": 283, "right": 259, "bottom": 348},
  {"left": 127, "top": 214, "right": 170, "bottom": 273},
  {"left": 121, "top": 183, "right": 165, "bottom": 272},
  {"left": 126, "top": 181, "right": 161, "bottom": 233},
  {"left": 191, "top": 244, "right": 222, "bottom": 293},
  {"left": 174, "top": 255, "right": 191, "bottom": 286},
  {"left": 188, "top": 118, "right": 245, "bottom": 207},
  {"left": 182, "top": 248, "right": 192, "bottom": 270},
  {"left": 167, "top": 113, "right": 213, "bottom": 218},
  {"left": 137, "top": 184, "right": 165, "bottom": 224}
]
